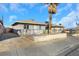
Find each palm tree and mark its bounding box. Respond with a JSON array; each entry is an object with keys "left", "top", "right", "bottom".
[
  {"left": 48, "top": 3, "right": 58, "bottom": 34},
  {"left": 59, "top": 23, "right": 61, "bottom": 26}
]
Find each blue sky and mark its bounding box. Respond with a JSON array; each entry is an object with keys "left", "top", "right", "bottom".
[{"left": 0, "top": 3, "right": 79, "bottom": 29}]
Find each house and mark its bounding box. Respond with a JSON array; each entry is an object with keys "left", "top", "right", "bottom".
[
  {"left": 0, "top": 20, "right": 4, "bottom": 34},
  {"left": 52, "top": 24, "right": 64, "bottom": 33},
  {"left": 12, "top": 20, "right": 64, "bottom": 35},
  {"left": 12, "top": 20, "right": 47, "bottom": 35},
  {"left": 63, "top": 29, "right": 70, "bottom": 33},
  {"left": 75, "top": 23, "right": 79, "bottom": 33}
]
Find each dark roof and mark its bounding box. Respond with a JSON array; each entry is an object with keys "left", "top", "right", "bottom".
[
  {"left": 12, "top": 20, "right": 64, "bottom": 28},
  {"left": 52, "top": 25, "right": 64, "bottom": 28},
  {"left": 12, "top": 20, "right": 47, "bottom": 26}
]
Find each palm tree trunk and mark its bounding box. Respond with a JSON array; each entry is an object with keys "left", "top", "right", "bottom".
[{"left": 49, "top": 13, "right": 52, "bottom": 34}]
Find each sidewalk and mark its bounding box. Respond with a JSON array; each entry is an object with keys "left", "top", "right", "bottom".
[{"left": 0, "top": 36, "right": 79, "bottom": 56}]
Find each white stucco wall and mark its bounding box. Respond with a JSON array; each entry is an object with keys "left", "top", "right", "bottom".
[
  {"left": 33, "top": 33, "right": 67, "bottom": 42},
  {"left": 12, "top": 24, "right": 46, "bottom": 35},
  {"left": 72, "top": 34, "right": 79, "bottom": 36}
]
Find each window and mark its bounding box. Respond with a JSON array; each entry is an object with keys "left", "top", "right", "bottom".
[
  {"left": 39, "top": 26, "right": 41, "bottom": 30},
  {"left": 29, "top": 25, "right": 34, "bottom": 30},
  {"left": 33, "top": 25, "right": 38, "bottom": 30},
  {"left": 41, "top": 26, "right": 45, "bottom": 30}
]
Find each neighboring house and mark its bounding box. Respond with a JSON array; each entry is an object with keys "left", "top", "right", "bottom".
[
  {"left": 75, "top": 23, "right": 79, "bottom": 33},
  {"left": 63, "top": 29, "right": 70, "bottom": 33},
  {"left": 12, "top": 20, "right": 64, "bottom": 35},
  {"left": 0, "top": 20, "right": 4, "bottom": 34},
  {"left": 52, "top": 25, "right": 64, "bottom": 33}
]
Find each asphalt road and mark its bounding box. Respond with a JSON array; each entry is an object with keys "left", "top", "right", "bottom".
[
  {"left": 0, "top": 36, "right": 79, "bottom": 56},
  {"left": 57, "top": 44, "right": 79, "bottom": 56},
  {"left": 66, "top": 48, "right": 79, "bottom": 56}
]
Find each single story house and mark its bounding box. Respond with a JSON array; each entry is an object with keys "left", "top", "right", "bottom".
[
  {"left": 52, "top": 25, "right": 64, "bottom": 33},
  {"left": 12, "top": 20, "right": 64, "bottom": 35}
]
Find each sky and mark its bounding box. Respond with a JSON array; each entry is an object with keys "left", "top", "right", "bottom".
[{"left": 0, "top": 3, "right": 79, "bottom": 29}]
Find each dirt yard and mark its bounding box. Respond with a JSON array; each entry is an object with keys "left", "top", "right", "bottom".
[{"left": 0, "top": 33, "right": 33, "bottom": 52}]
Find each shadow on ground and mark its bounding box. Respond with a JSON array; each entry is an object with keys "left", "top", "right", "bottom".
[{"left": 0, "top": 33, "right": 19, "bottom": 41}]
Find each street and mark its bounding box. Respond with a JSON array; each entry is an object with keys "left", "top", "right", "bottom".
[
  {"left": 66, "top": 47, "right": 79, "bottom": 56},
  {"left": 58, "top": 44, "right": 79, "bottom": 56},
  {"left": 0, "top": 36, "right": 79, "bottom": 56}
]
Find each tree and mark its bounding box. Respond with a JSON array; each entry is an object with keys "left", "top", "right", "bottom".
[
  {"left": 48, "top": 3, "right": 58, "bottom": 34},
  {"left": 59, "top": 23, "right": 62, "bottom": 26}
]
